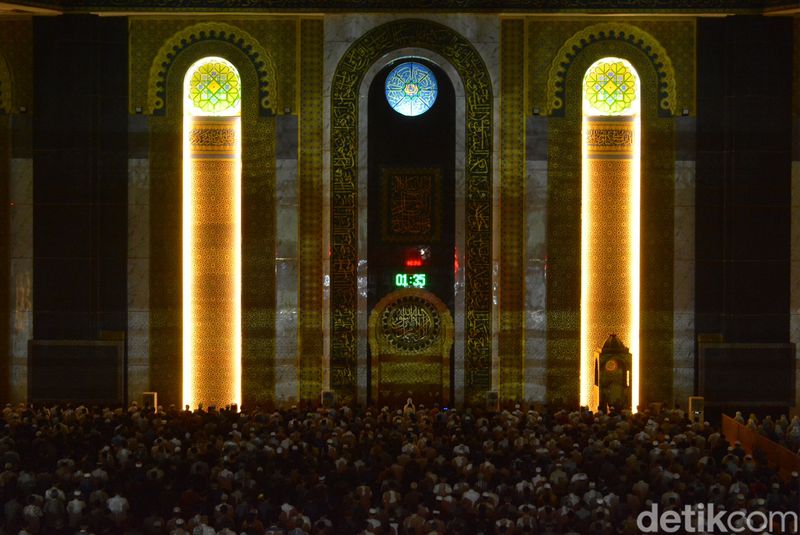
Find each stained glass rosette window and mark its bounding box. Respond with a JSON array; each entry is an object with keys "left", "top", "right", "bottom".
[
  {"left": 385, "top": 61, "right": 438, "bottom": 117},
  {"left": 186, "top": 57, "right": 241, "bottom": 116},
  {"left": 583, "top": 59, "right": 638, "bottom": 115}
]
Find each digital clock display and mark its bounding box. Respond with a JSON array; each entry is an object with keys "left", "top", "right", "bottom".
[{"left": 395, "top": 273, "right": 427, "bottom": 288}]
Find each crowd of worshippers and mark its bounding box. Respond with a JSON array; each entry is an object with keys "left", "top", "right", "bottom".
[
  {"left": 0, "top": 401, "right": 797, "bottom": 535},
  {"left": 733, "top": 411, "right": 800, "bottom": 454}
]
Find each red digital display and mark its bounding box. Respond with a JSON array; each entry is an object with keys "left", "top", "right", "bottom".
[{"left": 404, "top": 247, "right": 425, "bottom": 268}]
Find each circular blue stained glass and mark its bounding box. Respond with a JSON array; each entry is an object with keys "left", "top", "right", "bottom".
[{"left": 385, "top": 61, "right": 438, "bottom": 117}]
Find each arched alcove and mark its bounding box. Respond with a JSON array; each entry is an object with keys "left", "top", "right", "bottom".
[
  {"left": 547, "top": 33, "right": 676, "bottom": 407},
  {"left": 182, "top": 56, "right": 242, "bottom": 409},
  {"left": 148, "top": 37, "right": 277, "bottom": 408},
  {"left": 328, "top": 19, "right": 493, "bottom": 406},
  {"left": 365, "top": 57, "right": 456, "bottom": 405},
  {"left": 354, "top": 47, "right": 468, "bottom": 405},
  {"left": 580, "top": 57, "right": 641, "bottom": 411}
]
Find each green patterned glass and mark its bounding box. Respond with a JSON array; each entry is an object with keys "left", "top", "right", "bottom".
[
  {"left": 584, "top": 60, "right": 637, "bottom": 115},
  {"left": 188, "top": 58, "right": 241, "bottom": 115}
]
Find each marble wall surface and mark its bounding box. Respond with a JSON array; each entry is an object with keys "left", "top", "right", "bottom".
[
  {"left": 673, "top": 159, "right": 696, "bottom": 406},
  {"left": 275, "top": 115, "right": 299, "bottom": 403},
  {"left": 323, "top": 14, "right": 500, "bottom": 406},
  {"left": 525, "top": 117, "right": 548, "bottom": 403},
  {"left": 127, "top": 156, "right": 150, "bottom": 403},
  {"left": 673, "top": 116, "right": 696, "bottom": 407},
  {"left": 9, "top": 157, "right": 32, "bottom": 403}
]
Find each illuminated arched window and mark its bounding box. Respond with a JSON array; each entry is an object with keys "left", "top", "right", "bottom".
[
  {"left": 183, "top": 57, "right": 242, "bottom": 409},
  {"left": 384, "top": 61, "right": 438, "bottom": 117},
  {"left": 188, "top": 59, "right": 241, "bottom": 114},
  {"left": 583, "top": 59, "right": 637, "bottom": 115},
  {"left": 580, "top": 57, "right": 641, "bottom": 412}
]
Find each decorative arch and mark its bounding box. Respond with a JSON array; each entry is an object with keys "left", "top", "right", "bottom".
[
  {"left": 546, "top": 35, "right": 675, "bottom": 407},
  {"left": 181, "top": 55, "right": 243, "bottom": 410},
  {"left": 329, "top": 19, "right": 493, "bottom": 405},
  {"left": 0, "top": 53, "right": 13, "bottom": 114},
  {"left": 580, "top": 56, "right": 641, "bottom": 412},
  {"left": 146, "top": 22, "right": 277, "bottom": 116},
  {"left": 147, "top": 36, "right": 277, "bottom": 409},
  {"left": 546, "top": 23, "right": 677, "bottom": 116}
]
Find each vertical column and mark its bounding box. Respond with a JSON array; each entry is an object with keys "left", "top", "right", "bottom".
[
  {"left": 673, "top": 116, "right": 695, "bottom": 406},
  {"left": 546, "top": 115, "right": 581, "bottom": 406},
  {"left": 298, "top": 18, "right": 324, "bottom": 403},
  {"left": 240, "top": 105, "right": 276, "bottom": 409},
  {"left": 275, "top": 116, "right": 299, "bottom": 404},
  {"left": 1, "top": 19, "right": 32, "bottom": 404},
  {"left": 793, "top": 157, "right": 800, "bottom": 407},
  {"left": 148, "top": 115, "right": 182, "bottom": 408},
  {"left": 0, "top": 116, "right": 8, "bottom": 402},
  {"left": 9, "top": 151, "right": 32, "bottom": 403},
  {"left": 320, "top": 21, "right": 333, "bottom": 402},
  {"left": 525, "top": 115, "right": 548, "bottom": 403},
  {"left": 498, "top": 18, "right": 525, "bottom": 403},
  {"left": 454, "top": 87, "right": 466, "bottom": 407},
  {"left": 463, "top": 55, "right": 494, "bottom": 409},
  {"left": 792, "top": 15, "right": 800, "bottom": 412},
  {"left": 184, "top": 116, "right": 241, "bottom": 409},
  {"left": 128, "top": 115, "right": 150, "bottom": 402},
  {"left": 6, "top": 114, "right": 33, "bottom": 403},
  {"left": 582, "top": 116, "right": 638, "bottom": 411},
  {"left": 357, "top": 86, "right": 368, "bottom": 406}
]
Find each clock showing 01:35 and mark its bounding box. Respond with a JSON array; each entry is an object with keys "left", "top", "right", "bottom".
[{"left": 394, "top": 273, "right": 427, "bottom": 289}]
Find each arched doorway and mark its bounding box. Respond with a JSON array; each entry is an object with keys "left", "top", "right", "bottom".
[
  {"left": 366, "top": 58, "right": 456, "bottom": 406},
  {"left": 368, "top": 289, "right": 454, "bottom": 407},
  {"left": 328, "top": 19, "right": 493, "bottom": 407}
]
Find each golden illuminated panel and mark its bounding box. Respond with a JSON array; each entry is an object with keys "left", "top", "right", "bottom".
[
  {"left": 368, "top": 289, "right": 454, "bottom": 407},
  {"left": 380, "top": 297, "right": 441, "bottom": 352},
  {"left": 379, "top": 362, "right": 441, "bottom": 384},
  {"left": 581, "top": 115, "right": 639, "bottom": 412},
  {"left": 183, "top": 115, "right": 242, "bottom": 409}
]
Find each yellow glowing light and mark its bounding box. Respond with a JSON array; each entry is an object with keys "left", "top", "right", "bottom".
[
  {"left": 580, "top": 57, "right": 640, "bottom": 412},
  {"left": 631, "top": 112, "right": 641, "bottom": 413},
  {"left": 183, "top": 113, "right": 195, "bottom": 409},
  {"left": 580, "top": 118, "right": 590, "bottom": 407},
  {"left": 233, "top": 118, "right": 242, "bottom": 409},
  {"left": 183, "top": 57, "right": 242, "bottom": 410}
]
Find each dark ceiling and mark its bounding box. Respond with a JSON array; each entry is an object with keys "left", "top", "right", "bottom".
[{"left": 0, "top": 0, "right": 798, "bottom": 14}]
